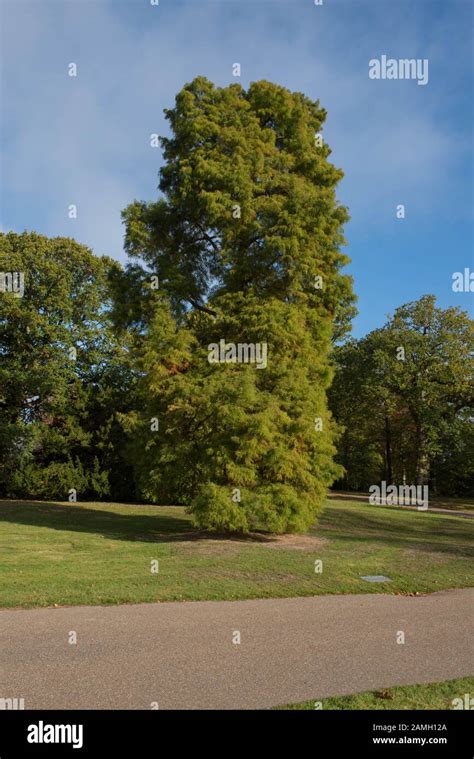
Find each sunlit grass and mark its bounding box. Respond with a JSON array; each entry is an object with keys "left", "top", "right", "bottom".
[{"left": 0, "top": 497, "right": 472, "bottom": 608}]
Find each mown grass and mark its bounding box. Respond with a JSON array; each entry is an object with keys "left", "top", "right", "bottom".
[
  {"left": 0, "top": 498, "right": 472, "bottom": 608},
  {"left": 275, "top": 676, "right": 474, "bottom": 710},
  {"left": 329, "top": 491, "right": 474, "bottom": 511},
  {"left": 430, "top": 497, "right": 474, "bottom": 511}
]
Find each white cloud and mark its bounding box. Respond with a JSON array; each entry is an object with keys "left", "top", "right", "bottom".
[{"left": 1, "top": 0, "right": 470, "bottom": 262}]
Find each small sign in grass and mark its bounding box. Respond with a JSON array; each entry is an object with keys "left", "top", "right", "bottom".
[{"left": 360, "top": 575, "right": 392, "bottom": 582}]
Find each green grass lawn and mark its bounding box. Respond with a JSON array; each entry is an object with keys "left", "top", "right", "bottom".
[
  {"left": 430, "top": 497, "right": 474, "bottom": 511},
  {"left": 329, "top": 491, "right": 474, "bottom": 511},
  {"left": 275, "top": 676, "right": 474, "bottom": 710},
  {"left": 0, "top": 498, "right": 472, "bottom": 608}
]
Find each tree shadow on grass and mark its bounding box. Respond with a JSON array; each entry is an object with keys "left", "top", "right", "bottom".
[
  {"left": 1, "top": 500, "right": 472, "bottom": 557},
  {"left": 318, "top": 506, "right": 474, "bottom": 559},
  {"left": 0, "top": 500, "right": 274, "bottom": 545}
]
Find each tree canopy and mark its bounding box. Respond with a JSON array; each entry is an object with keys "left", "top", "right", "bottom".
[
  {"left": 118, "top": 76, "right": 355, "bottom": 532},
  {"left": 330, "top": 296, "right": 474, "bottom": 495},
  {"left": 0, "top": 231, "right": 135, "bottom": 500}
]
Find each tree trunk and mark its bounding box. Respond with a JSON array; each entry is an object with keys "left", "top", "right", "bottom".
[
  {"left": 415, "top": 426, "right": 430, "bottom": 486},
  {"left": 384, "top": 414, "right": 393, "bottom": 485}
]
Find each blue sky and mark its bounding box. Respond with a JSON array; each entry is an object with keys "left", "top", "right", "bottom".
[{"left": 1, "top": 0, "right": 472, "bottom": 336}]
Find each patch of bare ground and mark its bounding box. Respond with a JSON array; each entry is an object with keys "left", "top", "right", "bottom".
[
  {"left": 165, "top": 531, "right": 328, "bottom": 552},
  {"left": 260, "top": 533, "right": 328, "bottom": 551}
]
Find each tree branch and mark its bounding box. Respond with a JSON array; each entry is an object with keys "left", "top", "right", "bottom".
[{"left": 187, "top": 298, "right": 217, "bottom": 317}]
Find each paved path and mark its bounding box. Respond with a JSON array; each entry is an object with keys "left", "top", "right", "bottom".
[{"left": 1, "top": 589, "right": 473, "bottom": 709}]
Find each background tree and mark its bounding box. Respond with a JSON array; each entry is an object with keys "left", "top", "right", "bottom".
[
  {"left": 328, "top": 339, "right": 385, "bottom": 490},
  {"left": 0, "top": 231, "right": 135, "bottom": 500},
  {"left": 330, "top": 295, "right": 474, "bottom": 495}
]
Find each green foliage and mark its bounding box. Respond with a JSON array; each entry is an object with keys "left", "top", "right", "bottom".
[
  {"left": 330, "top": 296, "right": 474, "bottom": 495},
  {"left": 0, "top": 231, "right": 136, "bottom": 501},
  {"left": 120, "top": 77, "right": 354, "bottom": 532},
  {"left": 191, "top": 484, "right": 249, "bottom": 532},
  {"left": 9, "top": 457, "right": 89, "bottom": 501},
  {"left": 193, "top": 483, "right": 334, "bottom": 535}
]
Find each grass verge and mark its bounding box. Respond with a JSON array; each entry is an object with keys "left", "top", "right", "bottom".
[{"left": 274, "top": 676, "right": 474, "bottom": 710}]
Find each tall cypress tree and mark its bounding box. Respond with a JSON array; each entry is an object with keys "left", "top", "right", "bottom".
[{"left": 122, "top": 77, "right": 355, "bottom": 532}]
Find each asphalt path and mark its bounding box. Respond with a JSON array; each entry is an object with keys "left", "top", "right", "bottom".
[{"left": 1, "top": 588, "right": 472, "bottom": 709}]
